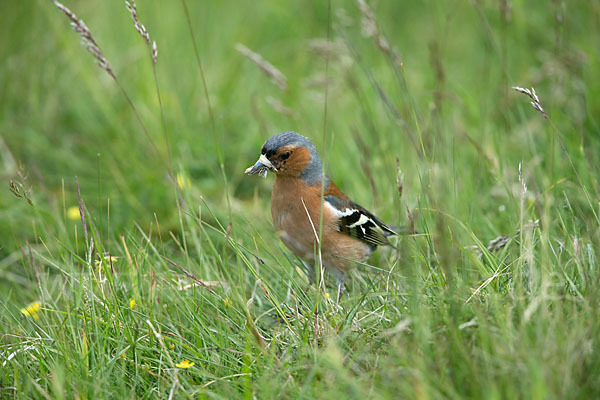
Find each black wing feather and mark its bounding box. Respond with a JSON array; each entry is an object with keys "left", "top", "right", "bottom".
[{"left": 325, "top": 195, "right": 396, "bottom": 249}]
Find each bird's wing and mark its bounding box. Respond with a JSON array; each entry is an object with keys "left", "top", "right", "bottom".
[{"left": 324, "top": 194, "right": 397, "bottom": 249}]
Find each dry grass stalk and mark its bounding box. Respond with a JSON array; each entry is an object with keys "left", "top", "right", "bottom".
[
  {"left": 357, "top": 0, "right": 402, "bottom": 67},
  {"left": 512, "top": 86, "right": 548, "bottom": 119},
  {"left": 53, "top": 1, "right": 114, "bottom": 78},
  {"left": 235, "top": 43, "right": 288, "bottom": 91}
]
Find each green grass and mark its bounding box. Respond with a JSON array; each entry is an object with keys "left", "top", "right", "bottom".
[{"left": 1, "top": 0, "right": 600, "bottom": 398}]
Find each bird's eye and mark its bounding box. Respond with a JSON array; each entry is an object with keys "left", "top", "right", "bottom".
[{"left": 281, "top": 152, "right": 291, "bottom": 160}]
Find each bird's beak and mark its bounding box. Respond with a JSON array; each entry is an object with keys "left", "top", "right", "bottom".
[{"left": 244, "top": 154, "right": 275, "bottom": 178}]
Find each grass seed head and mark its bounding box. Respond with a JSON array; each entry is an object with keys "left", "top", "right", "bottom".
[
  {"left": 512, "top": 86, "right": 548, "bottom": 119},
  {"left": 357, "top": 0, "right": 402, "bottom": 67},
  {"left": 235, "top": 43, "right": 288, "bottom": 91},
  {"left": 125, "top": 0, "right": 150, "bottom": 45},
  {"left": 54, "top": 1, "right": 114, "bottom": 77},
  {"left": 125, "top": 0, "right": 157, "bottom": 65}
]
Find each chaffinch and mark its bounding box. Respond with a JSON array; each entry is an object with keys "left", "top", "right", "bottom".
[{"left": 245, "top": 131, "right": 396, "bottom": 294}]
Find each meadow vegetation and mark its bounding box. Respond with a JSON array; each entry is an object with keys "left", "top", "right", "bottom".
[{"left": 1, "top": 0, "right": 599, "bottom": 398}]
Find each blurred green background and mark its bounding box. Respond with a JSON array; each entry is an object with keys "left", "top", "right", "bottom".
[
  {"left": 1, "top": 0, "right": 600, "bottom": 398},
  {"left": 3, "top": 0, "right": 597, "bottom": 251}
]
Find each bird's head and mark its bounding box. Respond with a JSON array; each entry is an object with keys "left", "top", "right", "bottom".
[{"left": 245, "top": 131, "right": 324, "bottom": 184}]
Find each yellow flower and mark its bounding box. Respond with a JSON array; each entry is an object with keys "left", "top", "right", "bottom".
[
  {"left": 224, "top": 298, "right": 231, "bottom": 307},
  {"left": 67, "top": 206, "right": 80, "bottom": 221},
  {"left": 176, "top": 173, "right": 191, "bottom": 189},
  {"left": 105, "top": 255, "right": 118, "bottom": 263},
  {"left": 120, "top": 353, "right": 126, "bottom": 359},
  {"left": 129, "top": 299, "right": 136, "bottom": 309},
  {"left": 21, "top": 301, "right": 41, "bottom": 319},
  {"left": 175, "top": 360, "right": 195, "bottom": 369},
  {"left": 95, "top": 255, "right": 119, "bottom": 268}
]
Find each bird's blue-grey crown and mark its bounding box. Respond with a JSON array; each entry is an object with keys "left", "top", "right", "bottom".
[{"left": 245, "top": 131, "right": 326, "bottom": 185}]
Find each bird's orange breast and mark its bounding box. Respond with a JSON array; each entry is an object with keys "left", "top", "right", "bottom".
[{"left": 271, "top": 176, "right": 371, "bottom": 272}]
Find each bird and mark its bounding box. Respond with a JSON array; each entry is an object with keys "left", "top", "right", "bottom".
[{"left": 245, "top": 131, "right": 397, "bottom": 297}]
